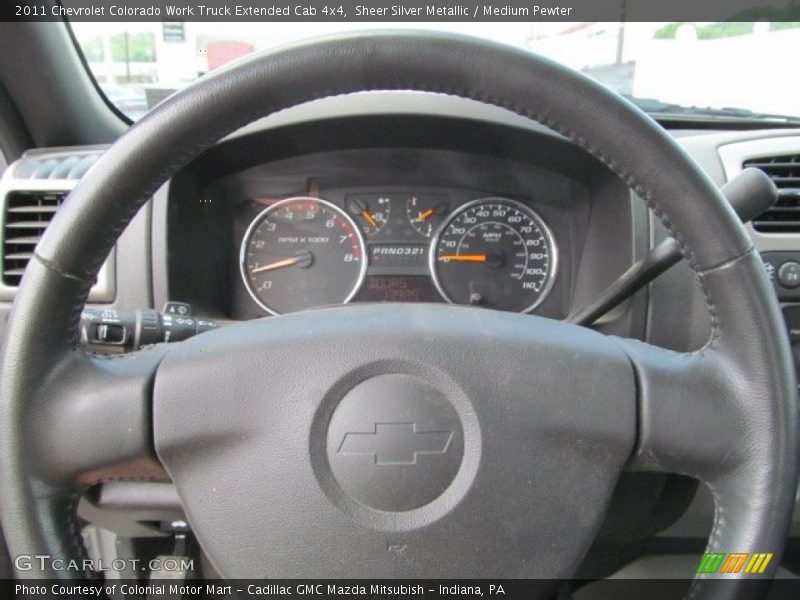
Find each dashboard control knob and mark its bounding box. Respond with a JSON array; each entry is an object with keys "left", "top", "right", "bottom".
[{"left": 778, "top": 261, "right": 800, "bottom": 289}]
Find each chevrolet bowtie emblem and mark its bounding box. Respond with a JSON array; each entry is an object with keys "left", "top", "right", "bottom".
[{"left": 337, "top": 422, "right": 454, "bottom": 465}]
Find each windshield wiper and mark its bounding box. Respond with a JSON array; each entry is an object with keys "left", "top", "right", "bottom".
[{"left": 625, "top": 95, "right": 800, "bottom": 124}]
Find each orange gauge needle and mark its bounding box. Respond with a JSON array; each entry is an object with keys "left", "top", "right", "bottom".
[
  {"left": 250, "top": 256, "right": 301, "bottom": 274},
  {"left": 416, "top": 208, "right": 435, "bottom": 222},
  {"left": 361, "top": 211, "right": 378, "bottom": 227},
  {"left": 250, "top": 250, "right": 313, "bottom": 274},
  {"left": 439, "top": 254, "right": 488, "bottom": 263}
]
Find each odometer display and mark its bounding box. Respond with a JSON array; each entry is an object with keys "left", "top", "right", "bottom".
[
  {"left": 240, "top": 197, "right": 366, "bottom": 315},
  {"left": 430, "top": 198, "right": 557, "bottom": 313}
]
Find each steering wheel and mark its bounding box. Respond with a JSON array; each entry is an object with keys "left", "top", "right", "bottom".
[{"left": 0, "top": 32, "right": 796, "bottom": 598}]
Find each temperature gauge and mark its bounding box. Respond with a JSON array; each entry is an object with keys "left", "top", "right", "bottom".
[{"left": 406, "top": 195, "right": 448, "bottom": 238}]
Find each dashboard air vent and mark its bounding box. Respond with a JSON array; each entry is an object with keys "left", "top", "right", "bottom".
[
  {"left": 13, "top": 153, "right": 99, "bottom": 181},
  {"left": 2, "top": 191, "right": 66, "bottom": 286},
  {"left": 744, "top": 154, "right": 800, "bottom": 233}
]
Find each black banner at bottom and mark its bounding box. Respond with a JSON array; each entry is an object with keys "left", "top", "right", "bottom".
[{"left": 6, "top": 579, "right": 800, "bottom": 600}]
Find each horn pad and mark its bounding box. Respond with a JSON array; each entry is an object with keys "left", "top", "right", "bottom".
[
  {"left": 325, "top": 374, "right": 465, "bottom": 513},
  {"left": 154, "top": 304, "right": 635, "bottom": 580}
]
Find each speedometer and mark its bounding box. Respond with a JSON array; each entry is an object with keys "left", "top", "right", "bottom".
[
  {"left": 241, "top": 197, "right": 366, "bottom": 315},
  {"left": 430, "top": 198, "right": 557, "bottom": 313}
]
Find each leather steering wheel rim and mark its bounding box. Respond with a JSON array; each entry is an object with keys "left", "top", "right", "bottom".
[{"left": 0, "top": 31, "right": 796, "bottom": 597}]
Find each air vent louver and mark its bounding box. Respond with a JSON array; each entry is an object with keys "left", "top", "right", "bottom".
[
  {"left": 13, "top": 153, "right": 98, "bottom": 180},
  {"left": 744, "top": 154, "right": 800, "bottom": 233},
  {"left": 2, "top": 191, "right": 66, "bottom": 285}
]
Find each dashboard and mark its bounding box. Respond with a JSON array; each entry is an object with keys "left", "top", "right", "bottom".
[
  {"left": 163, "top": 117, "right": 624, "bottom": 325},
  {"left": 221, "top": 151, "right": 579, "bottom": 320},
  {"left": 239, "top": 191, "right": 557, "bottom": 315}
]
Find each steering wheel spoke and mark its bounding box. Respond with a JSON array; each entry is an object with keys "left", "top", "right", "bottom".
[
  {"left": 614, "top": 251, "right": 797, "bottom": 594},
  {"left": 621, "top": 250, "right": 796, "bottom": 483},
  {"left": 618, "top": 339, "right": 747, "bottom": 478},
  {"left": 30, "top": 346, "right": 169, "bottom": 487}
]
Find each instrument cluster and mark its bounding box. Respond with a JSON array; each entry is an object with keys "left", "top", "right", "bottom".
[{"left": 239, "top": 189, "right": 558, "bottom": 315}]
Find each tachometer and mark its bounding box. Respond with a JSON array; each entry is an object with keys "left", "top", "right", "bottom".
[
  {"left": 430, "top": 198, "right": 556, "bottom": 313},
  {"left": 241, "top": 197, "right": 366, "bottom": 315}
]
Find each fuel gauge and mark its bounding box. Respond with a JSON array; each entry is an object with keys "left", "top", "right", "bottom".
[
  {"left": 347, "top": 195, "right": 391, "bottom": 237},
  {"left": 406, "top": 195, "right": 448, "bottom": 238}
]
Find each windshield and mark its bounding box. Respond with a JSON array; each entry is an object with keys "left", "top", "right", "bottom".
[{"left": 70, "top": 21, "right": 800, "bottom": 122}]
